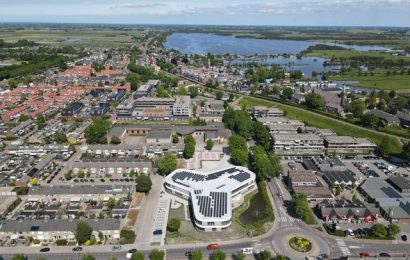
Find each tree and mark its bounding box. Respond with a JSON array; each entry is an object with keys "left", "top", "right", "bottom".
[
  {"left": 54, "top": 131, "right": 68, "bottom": 144},
  {"left": 172, "top": 134, "right": 179, "bottom": 144},
  {"left": 346, "top": 99, "right": 366, "bottom": 118},
  {"left": 276, "top": 255, "right": 288, "bottom": 260},
  {"left": 233, "top": 251, "right": 245, "bottom": 260},
  {"left": 402, "top": 142, "right": 410, "bottom": 161},
  {"left": 36, "top": 115, "right": 46, "bottom": 129},
  {"left": 110, "top": 135, "right": 121, "bottom": 145},
  {"left": 120, "top": 229, "right": 136, "bottom": 244},
  {"left": 191, "top": 250, "right": 202, "bottom": 260},
  {"left": 361, "top": 113, "right": 380, "bottom": 128},
  {"left": 11, "top": 254, "right": 26, "bottom": 260},
  {"left": 253, "top": 122, "right": 271, "bottom": 150},
  {"left": 378, "top": 136, "right": 390, "bottom": 157},
  {"left": 206, "top": 139, "right": 214, "bottom": 150},
  {"left": 222, "top": 107, "right": 236, "bottom": 129},
  {"left": 388, "top": 223, "right": 400, "bottom": 236},
  {"left": 183, "top": 135, "right": 196, "bottom": 159},
  {"left": 335, "top": 186, "right": 342, "bottom": 196},
  {"left": 216, "top": 91, "right": 223, "bottom": 100},
  {"left": 84, "top": 118, "right": 111, "bottom": 144},
  {"left": 372, "top": 223, "right": 388, "bottom": 238},
  {"left": 75, "top": 221, "right": 93, "bottom": 244},
  {"left": 233, "top": 110, "right": 254, "bottom": 139},
  {"left": 228, "top": 135, "right": 247, "bottom": 151},
  {"left": 281, "top": 87, "right": 294, "bottom": 100},
  {"left": 250, "top": 146, "right": 277, "bottom": 181},
  {"left": 149, "top": 249, "right": 165, "bottom": 260},
  {"left": 304, "top": 93, "right": 324, "bottom": 110},
  {"left": 82, "top": 255, "right": 95, "bottom": 260},
  {"left": 131, "top": 252, "right": 145, "bottom": 260},
  {"left": 188, "top": 86, "right": 199, "bottom": 98},
  {"left": 230, "top": 149, "right": 248, "bottom": 166},
  {"left": 210, "top": 250, "right": 226, "bottom": 260},
  {"left": 158, "top": 153, "right": 177, "bottom": 176},
  {"left": 135, "top": 174, "right": 152, "bottom": 193},
  {"left": 291, "top": 193, "right": 316, "bottom": 224},
  {"left": 368, "top": 90, "right": 377, "bottom": 108},
  {"left": 167, "top": 218, "right": 181, "bottom": 232},
  {"left": 258, "top": 250, "right": 271, "bottom": 260}
]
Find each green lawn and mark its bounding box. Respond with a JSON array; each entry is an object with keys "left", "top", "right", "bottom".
[
  {"left": 305, "top": 49, "right": 410, "bottom": 61},
  {"left": 239, "top": 96, "right": 402, "bottom": 155},
  {"left": 330, "top": 74, "right": 410, "bottom": 91}
]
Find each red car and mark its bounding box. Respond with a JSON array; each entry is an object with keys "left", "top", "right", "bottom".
[
  {"left": 207, "top": 243, "right": 220, "bottom": 250},
  {"left": 360, "top": 252, "right": 370, "bottom": 257}
]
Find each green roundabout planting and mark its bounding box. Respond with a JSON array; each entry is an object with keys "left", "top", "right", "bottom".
[{"left": 289, "top": 236, "right": 312, "bottom": 253}]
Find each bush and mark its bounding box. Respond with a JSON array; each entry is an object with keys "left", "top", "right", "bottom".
[
  {"left": 206, "top": 139, "right": 214, "bottom": 150},
  {"left": 167, "top": 218, "right": 181, "bottom": 232},
  {"left": 120, "top": 229, "right": 136, "bottom": 244},
  {"left": 183, "top": 135, "right": 196, "bottom": 159},
  {"left": 371, "top": 223, "right": 388, "bottom": 238},
  {"left": 55, "top": 239, "right": 68, "bottom": 246},
  {"left": 149, "top": 249, "right": 165, "bottom": 260},
  {"left": 210, "top": 250, "right": 226, "bottom": 260},
  {"left": 110, "top": 135, "right": 121, "bottom": 144}
]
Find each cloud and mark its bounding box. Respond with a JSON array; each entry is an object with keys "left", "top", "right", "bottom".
[{"left": 111, "top": 3, "right": 167, "bottom": 9}]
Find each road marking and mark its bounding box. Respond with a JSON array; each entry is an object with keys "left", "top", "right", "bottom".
[{"left": 336, "top": 239, "right": 351, "bottom": 256}]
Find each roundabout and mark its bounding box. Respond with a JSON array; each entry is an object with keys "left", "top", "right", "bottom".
[
  {"left": 289, "top": 236, "right": 312, "bottom": 252},
  {"left": 272, "top": 226, "right": 330, "bottom": 260}
]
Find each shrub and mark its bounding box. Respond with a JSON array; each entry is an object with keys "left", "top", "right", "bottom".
[
  {"left": 167, "top": 218, "right": 181, "bottom": 232},
  {"left": 120, "top": 229, "right": 136, "bottom": 244}
]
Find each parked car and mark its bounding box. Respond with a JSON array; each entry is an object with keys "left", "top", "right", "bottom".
[
  {"left": 402, "top": 234, "right": 407, "bottom": 241},
  {"left": 72, "top": 247, "right": 82, "bottom": 252},
  {"left": 112, "top": 245, "right": 122, "bottom": 251},
  {"left": 126, "top": 249, "right": 138, "bottom": 259},
  {"left": 40, "top": 247, "right": 50, "bottom": 252},
  {"left": 379, "top": 253, "right": 391, "bottom": 257},
  {"left": 207, "top": 243, "right": 220, "bottom": 250},
  {"left": 153, "top": 229, "right": 163, "bottom": 235},
  {"left": 359, "top": 252, "right": 370, "bottom": 257},
  {"left": 241, "top": 248, "right": 253, "bottom": 255}
]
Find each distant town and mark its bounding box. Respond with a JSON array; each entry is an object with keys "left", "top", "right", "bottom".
[{"left": 0, "top": 24, "right": 409, "bottom": 260}]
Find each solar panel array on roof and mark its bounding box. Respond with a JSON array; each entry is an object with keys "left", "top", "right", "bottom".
[
  {"left": 323, "top": 171, "right": 356, "bottom": 183},
  {"left": 229, "top": 171, "right": 250, "bottom": 182},
  {"left": 27, "top": 167, "right": 39, "bottom": 178},
  {"left": 197, "top": 192, "right": 228, "bottom": 218},
  {"left": 171, "top": 171, "right": 205, "bottom": 183},
  {"left": 206, "top": 167, "right": 236, "bottom": 181}
]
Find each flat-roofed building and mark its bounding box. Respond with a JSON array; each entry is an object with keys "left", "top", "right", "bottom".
[
  {"left": 173, "top": 96, "right": 191, "bottom": 117},
  {"left": 324, "top": 136, "right": 376, "bottom": 154},
  {"left": 164, "top": 166, "right": 256, "bottom": 231},
  {"left": 253, "top": 106, "right": 283, "bottom": 118},
  {"left": 288, "top": 170, "right": 317, "bottom": 187},
  {"left": 267, "top": 124, "right": 299, "bottom": 134},
  {"left": 271, "top": 133, "right": 324, "bottom": 155},
  {"left": 133, "top": 84, "right": 155, "bottom": 98}
]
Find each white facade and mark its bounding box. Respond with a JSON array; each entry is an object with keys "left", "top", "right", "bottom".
[{"left": 164, "top": 166, "right": 256, "bottom": 231}]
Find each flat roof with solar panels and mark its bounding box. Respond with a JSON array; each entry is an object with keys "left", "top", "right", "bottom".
[{"left": 164, "top": 166, "right": 256, "bottom": 231}]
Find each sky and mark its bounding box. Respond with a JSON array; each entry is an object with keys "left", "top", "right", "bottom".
[{"left": 0, "top": 0, "right": 409, "bottom": 27}]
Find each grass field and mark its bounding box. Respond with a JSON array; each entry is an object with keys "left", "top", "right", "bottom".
[
  {"left": 305, "top": 49, "right": 410, "bottom": 61},
  {"left": 330, "top": 74, "right": 410, "bottom": 92},
  {"left": 239, "top": 96, "right": 403, "bottom": 155},
  {"left": 0, "top": 28, "right": 145, "bottom": 47}
]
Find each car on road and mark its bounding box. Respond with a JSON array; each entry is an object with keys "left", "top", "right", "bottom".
[
  {"left": 379, "top": 253, "right": 391, "bottom": 257},
  {"left": 40, "top": 247, "right": 50, "bottom": 252},
  {"left": 72, "top": 247, "right": 82, "bottom": 252},
  {"left": 153, "top": 229, "right": 163, "bottom": 235},
  {"left": 317, "top": 253, "right": 328, "bottom": 260},
  {"left": 184, "top": 251, "right": 192, "bottom": 257},
  {"left": 402, "top": 234, "right": 407, "bottom": 241},
  {"left": 112, "top": 245, "right": 122, "bottom": 251},
  {"left": 207, "top": 243, "right": 220, "bottom": 250},
  {"left": 346, "top": 229, "right": 355, "bottom": 237},
  {"left": 241, "top": 248, "right": 253, "bottom": 255},
  {"left": 359, "top": 252, "right": 370, "bottom": 257},
  {"left": 126, "top": 249, "right": 138, "bottom": 259}
]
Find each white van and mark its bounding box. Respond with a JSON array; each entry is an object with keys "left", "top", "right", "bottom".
[{"left": 241, "top": 248, "right": 253, "bottom": 255}]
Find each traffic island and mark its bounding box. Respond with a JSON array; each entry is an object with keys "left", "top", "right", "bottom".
[{"left": 289, "top": 236, "right": 312, "bottom": 253}]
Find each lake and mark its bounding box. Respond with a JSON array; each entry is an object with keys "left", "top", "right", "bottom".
[
  {"left": 227, "top": 56, "right": 339, "bottom": 78},
  {"left": 164, "top": 33, "right": 390, "bottom": 55}
]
